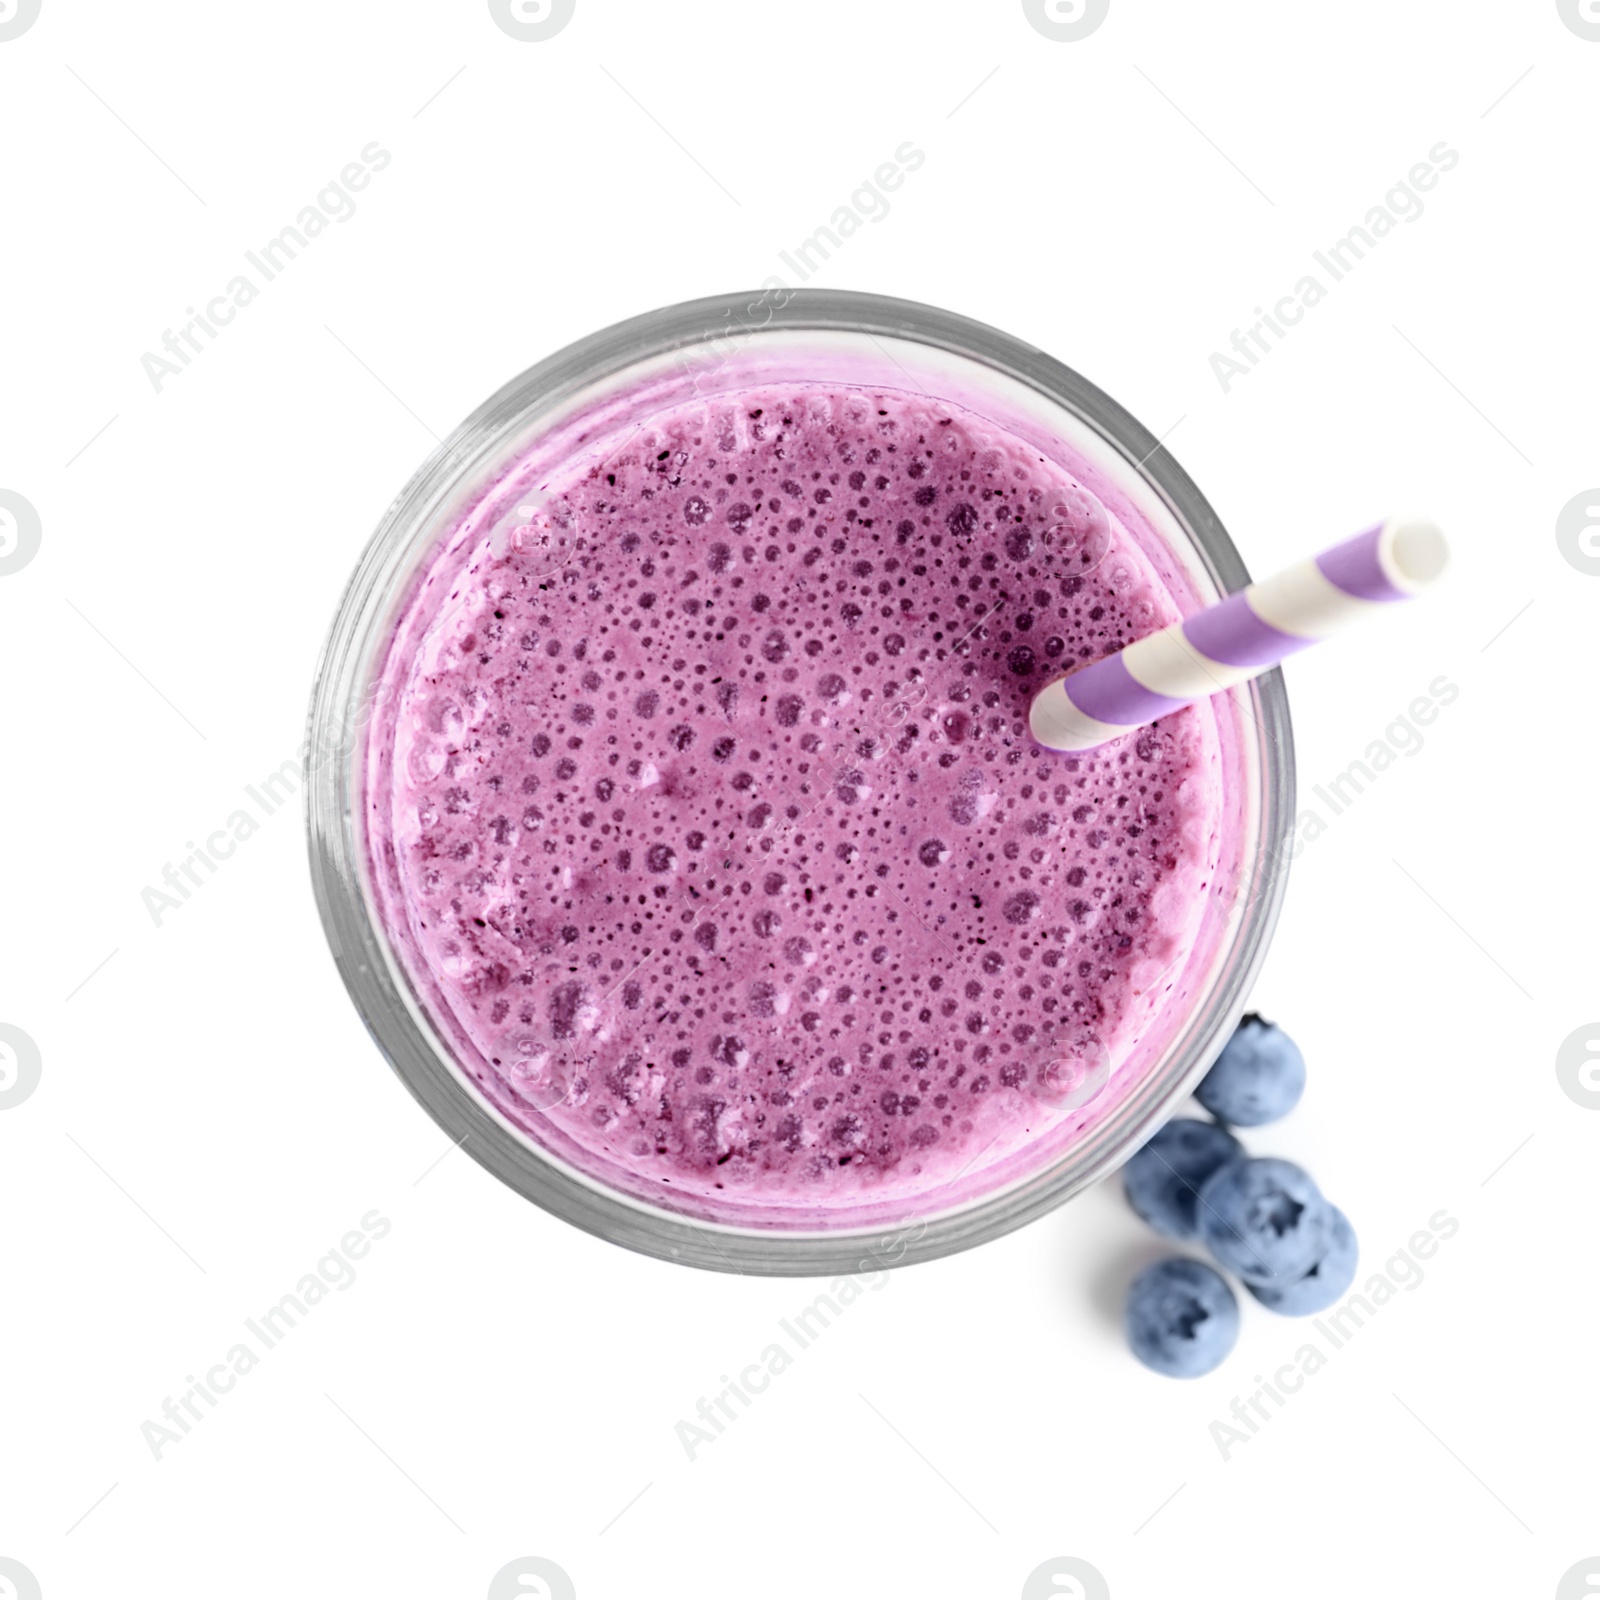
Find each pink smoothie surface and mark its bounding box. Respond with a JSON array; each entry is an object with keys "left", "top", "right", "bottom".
[{"left": 363, "top": 379, "right": 1228, "bottom": 1228}]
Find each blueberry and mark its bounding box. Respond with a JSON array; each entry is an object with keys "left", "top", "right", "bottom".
[
  {"left": 1196, "top": 1014, "right": 1306, "bottom": 1126},
  {"left": 1247, "top": 1207, "right": 1358, "bottom": 1316},
  {"left": 1125, "top": 1257, "right": 1240, "bottom": 1378},
  {"left": 1197, "top": 1157, "right": 1332, "bottom": 1283},
  {"left": 1123, "top": 1119, "right": 1243, "bottom": 1239}
]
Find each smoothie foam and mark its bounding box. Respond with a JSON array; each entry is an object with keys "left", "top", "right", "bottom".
[{"left": 364, "top": 381, "right": 1226, "bottom": 1227}]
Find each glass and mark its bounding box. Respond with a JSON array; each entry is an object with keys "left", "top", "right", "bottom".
[{"left": 305, "top": 288, "right": 1294, "bottom": 1275}]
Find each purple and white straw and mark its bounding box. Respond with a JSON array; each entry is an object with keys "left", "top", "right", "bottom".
[{"left": 1028, "top": 517, "right": 1449, "bottom": 752}]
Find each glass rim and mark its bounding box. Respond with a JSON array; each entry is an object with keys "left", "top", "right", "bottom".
[{"left": 305, "top": 287, "right": 1295, "bottom": 1276}]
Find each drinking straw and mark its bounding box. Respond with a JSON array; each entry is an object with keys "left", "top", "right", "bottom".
[{"left": 1028, "top": 517, "right": 1449, "bottom": 752}]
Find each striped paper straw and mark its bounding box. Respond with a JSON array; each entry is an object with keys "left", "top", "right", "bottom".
[{"left": 1029, "top": 517, "right": 1449, "bottom": 752}]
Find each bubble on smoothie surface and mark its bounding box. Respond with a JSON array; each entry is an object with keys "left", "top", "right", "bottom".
[{"left": 372, "top": 385, "right": 1218, "bottom": 1214}]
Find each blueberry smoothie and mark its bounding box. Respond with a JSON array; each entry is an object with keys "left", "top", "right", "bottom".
[{"left": 364, "top": 381, "right": 1224, "bottom": 1227}]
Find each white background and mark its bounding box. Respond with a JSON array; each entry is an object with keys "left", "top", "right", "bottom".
[{"left": 2, "top": 2, "right": 1596, "bottom": 1596}]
